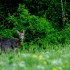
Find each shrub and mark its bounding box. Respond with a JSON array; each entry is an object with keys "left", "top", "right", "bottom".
[
  {"left": 0, "top": 29, "right": 13, "bottom": 38},
  {"left": 7, "top": 4, "right": 53, "bottom": 46},
  {"left": 7, "top": 4, "right": 69, "bottom": 49}
]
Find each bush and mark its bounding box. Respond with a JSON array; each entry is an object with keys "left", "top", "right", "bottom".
[
  {"left": 64, "top": 25, "right": 70, "bottom": 43},
  {"left": 0, "top": 29, "right": 13, "bottom": 38},
  {"left": 7, "top": 4, "right": 54, "bottom": 46},
  {"left": 7, "top": 4, "right": 70, "bottom": 49}
]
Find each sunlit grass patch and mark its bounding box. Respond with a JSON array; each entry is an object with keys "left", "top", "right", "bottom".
[
  {"left": 32, "top": 54, "right": 37, "bottom": 58},
  {"left": 0, "top": 44, "right": 70, "bottom": 70}
]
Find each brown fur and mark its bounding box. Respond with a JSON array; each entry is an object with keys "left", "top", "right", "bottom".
[{"left": 0, "top": 30, "right": 25, "bottom": 52}]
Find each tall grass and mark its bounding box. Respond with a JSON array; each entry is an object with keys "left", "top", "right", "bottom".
[{"left": 0, "top": 44, "right": 70, "bottom": 70}]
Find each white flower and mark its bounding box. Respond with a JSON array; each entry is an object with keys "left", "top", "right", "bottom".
[
  {"left": 52, "top": 59, "right": 62, "bottom": 65},
  {"left": 37, "top": 65, "right": 45, "bottom": 70},
  {"left": 18, "top": 62, "right": 26, "bottom": 67}
]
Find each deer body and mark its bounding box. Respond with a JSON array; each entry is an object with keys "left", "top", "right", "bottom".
[{"left": 0, "top": 30, "right": 25, "bottom": 52}]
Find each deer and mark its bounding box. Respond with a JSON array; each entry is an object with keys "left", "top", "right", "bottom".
[{"left": 0, "top": 30, "right": 25, "bottom": 52}]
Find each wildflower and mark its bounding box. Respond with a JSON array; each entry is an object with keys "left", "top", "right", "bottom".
[
  {"left": 18, "top": 61, "right": 25, "bottom": 67},
  {"left": 52, "top": 59, "right": 62, "bottom": 65},
  {"left": 32, "top": 54, "right": 37, "bottom": 58},
  {"left": 43, "top": 61, "right": 47, "bottom": 65},
  {"left": 37, "top": 65, "right": 45, "bottom": 70},
  {"left": 52, "top": 67, "right": 57, "bottom": 70},
  {"left": 39, "top": 55, "right": 44, "bottom": 60}
]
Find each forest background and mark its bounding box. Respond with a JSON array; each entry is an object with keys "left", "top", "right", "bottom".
[{"left": 0, "top": 0, "right": 70, "bottom": 49}]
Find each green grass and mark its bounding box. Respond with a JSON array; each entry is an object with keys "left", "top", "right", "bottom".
[{"left": 0, "top": 44, "right": 70, "bottom": 70}]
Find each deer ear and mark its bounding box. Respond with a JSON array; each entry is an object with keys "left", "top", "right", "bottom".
[
  {"left": 16, "top": 30, "right": 19, "bottom": 34},
  {"left": 23, "top": 30, "right": 26, "bottom": 34}
]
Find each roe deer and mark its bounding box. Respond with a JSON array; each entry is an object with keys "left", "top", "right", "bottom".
[{"left": 0, "top": 30, "right": 25, "bottom": 52}]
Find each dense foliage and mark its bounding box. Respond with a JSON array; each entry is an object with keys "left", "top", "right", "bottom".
[
  {"left": 0, "top": 0, "right": 70, "bottom": 49},
  {"left": 0, "top": 1, "right": 70, "bottom": 70}
]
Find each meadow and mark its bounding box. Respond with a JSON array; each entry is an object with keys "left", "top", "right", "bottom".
[
  {"left": 0, "top": 1, "right": 70, "bottom": 70},
  {"left": 0, "top": 44, "right": 70, "bottom": 70}
]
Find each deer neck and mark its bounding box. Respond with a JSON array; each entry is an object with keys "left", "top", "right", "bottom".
[{"left": 19, "top": 39, "right": 23, "bottom": 44}]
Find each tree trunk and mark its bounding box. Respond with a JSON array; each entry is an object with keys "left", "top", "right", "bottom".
[{"left": 61, "top": 0, "right": 65, "bottom": 27}]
